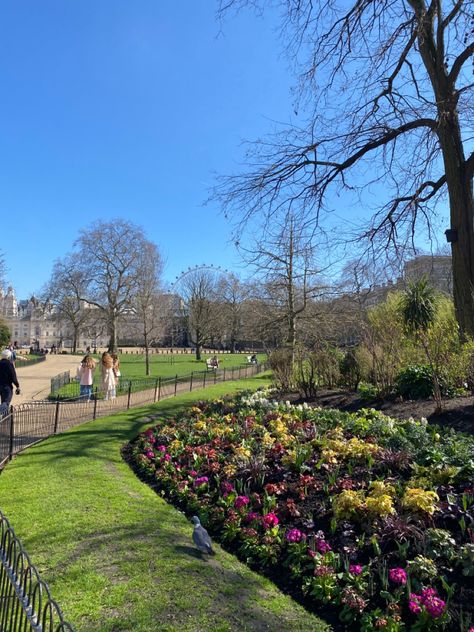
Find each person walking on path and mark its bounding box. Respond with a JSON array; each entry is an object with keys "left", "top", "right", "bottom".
[
  {"left": 0, "top": 349, "right": 20, "bottom": 407},
  {"left": 100, "top": 352, "right": 116, "bottom": 400},
  {"left": 76, "top": 354, "right": 96, "bottom": 401}
]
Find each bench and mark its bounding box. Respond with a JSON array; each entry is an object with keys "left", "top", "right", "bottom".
[{"left": 206, "top": 359, "right": 218, "bottom": 370}]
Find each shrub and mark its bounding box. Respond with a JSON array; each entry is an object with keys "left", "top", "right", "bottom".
[
  {"left": 339, "top": 347, "right": 370, "bottom": 390},
  {"left": 395, "top": 365, "right": 456, "bottom": 399},
  {"left": 268, "top": 348, "right": 294, "bottom": 391},
  {"left": 395, "top": 365, "right": 433, "bottom": 399},
  {"left": 357, "top": 381, "right": 379, "bottom": 401}
]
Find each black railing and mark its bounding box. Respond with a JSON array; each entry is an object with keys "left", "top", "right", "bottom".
[
  {"left": 0, "top": 509, "right": 74, "bottom": 631},
  {"left": 50, "top": 372, "right": 71, "bottom": 396},
  {"left": 0, "top": 362, "right": 268, "bottom": 469}
]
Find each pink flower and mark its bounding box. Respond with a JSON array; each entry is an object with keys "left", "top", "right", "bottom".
[
  {"left": 194, "top": 476, "right": 209, "bottom": 487},
  {"left": 348, "top": 564, "right": 363, "bottom": 575},
  {"left": 163, "top": 453, "right": 171, "bottom": 462},
  {"left": 234, "top": 495, "right": 250, "bottom": 509},
  {"left": 157, "top": 445, "right": 167, "bottom": 452},
  {"left": 409, "top": 596, "right": 422, "bottom": 615},
  {"left": 388, "top": 567, "right": 407, "bottom": 585},
  {"left": 313, "top": 565, "right": 334, "bottom": 577},
  {"left": 262, "top": 512, "right": 279, "bottom": 529},
  {"left": 245, "top": 512, "right": 260, "bottom": 523},
  {"left": 286, "top": 528, "right": 305, "bottom": 543},
  {"left": 145, "top": 450, "right": 154, "bottom": 459},
  {"left": 315, "top": 539, "right": 332, "bottom": 553},
  {"left": 189, "top": 470, "right": 198, "bottom": 477},
  {"left": 221, "top": 481, "right": 234, "bottom": 494}
]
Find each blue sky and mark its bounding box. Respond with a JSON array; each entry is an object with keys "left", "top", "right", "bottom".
[{"left": 0, "top": 1, "right": 296, "bottom": 297}]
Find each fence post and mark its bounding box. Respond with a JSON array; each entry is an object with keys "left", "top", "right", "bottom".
[
  {"left": 8, "top": 408, "right": 14, "bottom": 461},
  {"left": 214, "top": 368, "right": 217, "bottom": 384},
  {"left": 53, "top": 397, "right": 60, "bottom": 434},
  {"left": 154, "top": 378, "right": 159, "bottom": 403},
  {"left": 202, "top": 371, "right": 206, "bottom": 388},
  {"left": 223, "top": 367, "right": 226, "bottom": 382},
  {"left": 93, "top": 388, "right": 98, "bottom": 419},
  {"left": 127, "top": 381, "right": 132, "bottom": 409},
  {"left": 174, "top": 374, "right": 178, "bottom": 397},
  {"left": 158, "top": 377, "right": 162, "bottom": 402},
  {"left": 190, "top": 372, "right": 194, "bottom": 392}
]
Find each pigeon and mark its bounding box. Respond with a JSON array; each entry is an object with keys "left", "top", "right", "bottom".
[{"left": 191, "top": 516, "right": 215, "bottom": 555}]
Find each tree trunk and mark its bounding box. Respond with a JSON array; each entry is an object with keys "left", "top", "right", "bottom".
[
  {"left": 144, "top": 332, "right": 150, "bottom": 376},
  {"left": 108, "top": 315, "right": 118, "bottom": 353}
]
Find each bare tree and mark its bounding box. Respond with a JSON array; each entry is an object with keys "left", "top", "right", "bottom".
[
  {"left": 65, "top": 219, "right": 162, "bottom": 352},
  {"left": 176, "top": 267, "right": 225, "bottom": 360},
  {"left": 132, "top": 242, "right": 164, "bottom": 375},
  {"left": 242, "top": 213, "right": 327, "bottom": 360},
  {"left": 42, "top": 256, "right": 93, "bottom": 352},
  {"left": 215, "top": 273, "right": 250, "bottom": 351},
  {"left": 216, "top": 0, "right": 474, "bottom": 335}
]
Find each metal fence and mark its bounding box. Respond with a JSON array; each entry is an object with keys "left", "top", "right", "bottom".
[
  {"left": 0, "top": 509, "right": 74, "bottom": 631},
  {"left": 0, "top": 362, "right": 267, "bottom": 468}
]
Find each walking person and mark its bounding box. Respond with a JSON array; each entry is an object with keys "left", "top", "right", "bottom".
[
  {"left": 101, "top": 352, "right": 116, "bottom": 400},
  {"left": 76, "top": 354, "right": 96, "bottom": 401},
  {"left": 0, "top": 349, "right": 20, "bottom": 408}
]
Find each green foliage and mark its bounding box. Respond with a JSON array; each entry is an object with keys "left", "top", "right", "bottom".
[
  {"left": 0, "top": 319, "right": 10, "bottom": 347},
  {"left": 340, "top": 347, "right": 370, "bottom": 390},
  {"left": 396, "top": 365, "right": 434, "bottom": 399},
  {"left": 401, "top": 277, "right": 437, "bottom": 334},
  {"left": 357, "top": 381, "right": 379, "bottom": 401}
]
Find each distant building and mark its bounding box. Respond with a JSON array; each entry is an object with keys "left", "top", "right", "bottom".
[{"left": 403, "top": 255, "right": 452, "bottom": 294}]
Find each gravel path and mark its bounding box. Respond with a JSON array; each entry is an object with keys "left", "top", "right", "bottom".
[{"left": 13, "top": 354, "right": 82, "bottom": 404}]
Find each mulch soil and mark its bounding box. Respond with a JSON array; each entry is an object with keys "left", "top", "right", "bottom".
[{"left": 290, "top": 389, "right": 474, "bottom": 435}]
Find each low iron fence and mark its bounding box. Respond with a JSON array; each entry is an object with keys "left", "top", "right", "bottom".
[
  {"left": 50, "top": 371, "right": 71, "bottom": 396},
  {"left": 0, "top": 509, "right": 74, "bottom": 631},
  {"left": 0, "top": 362, "right": 267, "bottom": 469}
]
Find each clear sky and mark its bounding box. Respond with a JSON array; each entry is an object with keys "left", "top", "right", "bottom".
[{"left": 0, "top": 1, "right": 296, "bottom": 297}]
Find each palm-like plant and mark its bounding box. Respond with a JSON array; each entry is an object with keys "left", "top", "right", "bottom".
[{"left": 400, "top": 278, "right": 442, "bottom": 411}]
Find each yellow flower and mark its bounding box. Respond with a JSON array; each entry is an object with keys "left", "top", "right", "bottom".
[
  {"left": 194, "top": 421, "right": 207, "bottom": 431},
  {"left": 262, "top": 432, "right": 275, "bottom": 448},
  {"left": 234, "top": 445, "right": 251, "bottom": 459},
  {"left": 223, "top": 464, "right": 237, "bottom": 477},
  {"left": 369, "top": 481, "right": 395, "bottom": 498},
  {"left": 169, "top": 439, "right": 182, "bottom": 452}
]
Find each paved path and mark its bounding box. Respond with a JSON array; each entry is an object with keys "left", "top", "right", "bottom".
[{"left": 13, "top": 355, "right": 81, "bottom": 405}]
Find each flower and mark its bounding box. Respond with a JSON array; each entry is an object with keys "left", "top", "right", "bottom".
[
  {"left": 348, "top": 564, "right": 363, "bottom": 575},
  {"left": 409, "top": 588, "right": 446, "bottom": 619},
  {"left": 313, "top": 565, "right": 334, "bottom": 577},
  {"left": 234, "top": 495, "right": 250, "bottom": 509},
  {"left": 221, "top": 481, "right": 234, "bottom": 495},
  {"left": 286, "top": 528, "right": 305, "bottom": 543},
  {"left": 315, "top": 539, "right": 332, "bottom": 553},
  {"left": 262, "top": 513, "right": 279, "bottom": 529},
  {"left": 145, "top": 449, "right": 154, "bottom": 459},
  {"left": 194, "top": 476, "right": 209, "bottom": 487},
  {"left": 388, "top": 567, "right": 407, "bottom": 585},
  {"left": 157, "top": 445, "right": 167, "bottom": 452}
]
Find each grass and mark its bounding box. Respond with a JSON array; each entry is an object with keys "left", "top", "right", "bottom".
[{"left": 0, "top": 374, "right": 330, "bottom": 632}]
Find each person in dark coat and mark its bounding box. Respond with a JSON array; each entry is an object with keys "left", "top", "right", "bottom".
[{"left": 0, "top": 349, "right": 20, "bottom": 407}]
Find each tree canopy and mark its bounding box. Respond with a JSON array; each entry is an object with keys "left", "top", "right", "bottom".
[{"left": 216, "top": 0, "right": 474, "bottom": 333}]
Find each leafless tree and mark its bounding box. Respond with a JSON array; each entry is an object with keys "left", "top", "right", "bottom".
[
  {"left": 63, "top": 219, "right": 162, "bottom": 352},
  {"left": 241, "top": 213, "right": 328, "bottom": 360},
  {"left": 215, "top": 273, "right": 250, "bottom": 351},
  {"left": 131, "top": 242, "right": 164, "bottom": 375},
  {"left": 42, "top": 256, "right": 93, "bottom": 352},
  {"left": 216, "top": 0, "right": 474, "bottom": 335},
  {"left": 176, "top": 266, "right": 225, "bottom": 360}
]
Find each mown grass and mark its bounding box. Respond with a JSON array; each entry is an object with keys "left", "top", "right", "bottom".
[{"left": 0, "top": 374, "right": 330, "bottom": 632}]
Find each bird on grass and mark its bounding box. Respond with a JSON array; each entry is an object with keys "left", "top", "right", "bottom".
[{"left": 191, "top": 516, "right": 215, "bottom": 555}]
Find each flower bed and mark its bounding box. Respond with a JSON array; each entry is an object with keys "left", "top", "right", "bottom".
[{"left": 128, "top": 390, "right": 474, "bottom": 631}]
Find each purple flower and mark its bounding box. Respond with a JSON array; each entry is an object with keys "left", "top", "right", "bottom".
[
  {"left": 315, "top": 539, "right": 332, "bottom": 553},
  {"left": 409, "top": 599, "right": 422, "bottom": 615},
  {"left": 424, "top": 596, "right": 446, "bottom": 618},
  {"left": 313, "top": 565, "right": 334, "bottom": 577},
  {"left": 388, "top": 567, "right": 407, "bottom": 585},
  {"left": 221, "top": 481, "right": 234, "bottom": 494},
  {"left": 286, "top": 528, "right": 305, "bottom": 543},
  {"left": 194, "top": 476, "right": 209, "bottom": 487},
  {"left": 262, "top": 513, "right": 279, "bottom": 529},
  {"left": 245, "top": 512, "right": 260, "bottom": 523},
  {"left": 234, "top": 495, "right": 250, "bottom": 509},
  {"left": 145, "top": 450, "right": 154, "bottom": 459},
  {"left": 348, "top": 564, "right": 363, "bottom": 576},
  {"left": 157, "top": 445, "right": 167, "bottom": 452}
]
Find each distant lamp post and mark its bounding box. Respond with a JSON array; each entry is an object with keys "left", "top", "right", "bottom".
[{"left": 445, "top": 228, "right": 458, "bottom": 243}]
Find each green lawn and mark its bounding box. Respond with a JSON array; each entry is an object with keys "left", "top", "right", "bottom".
[{"left": 0, "top": 374, "right": 330, "bottom": 632}]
